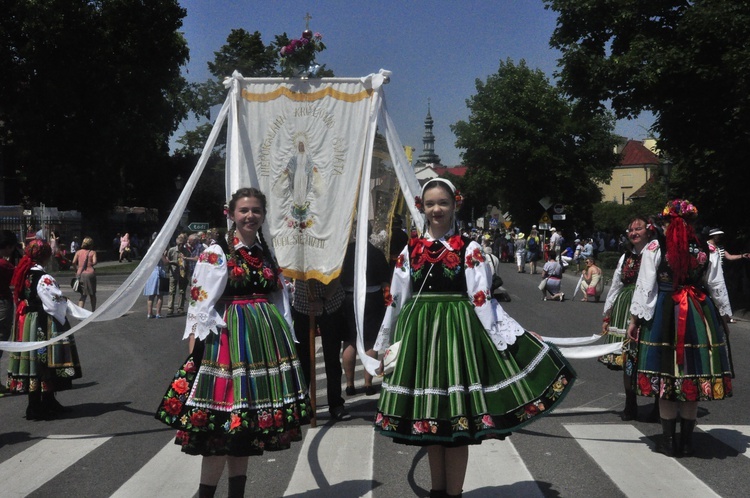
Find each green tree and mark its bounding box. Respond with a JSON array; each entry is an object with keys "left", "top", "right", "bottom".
[
  {"left": 451, "top": 59, "right": 619, "bottom": 233},
  {"left": 0, "top": 0, "right": 190, "bottom": 214},
  {"left": 546, "top": 0, "right": 750, "bottom": 238},
  {"left": 174, "top": 28, "right": 334, "bottom": 219}
]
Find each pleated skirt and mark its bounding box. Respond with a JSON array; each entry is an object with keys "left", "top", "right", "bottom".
[
  {"left": 6, "top": 310, "right": 82, "bottom": 393},
  {"left": 155, "top": 297, "right": 310, "bottom": 456},
  {"left": 598, "top": 284, "right": 635, "bottom": 370},
  {"left": 633, "top": 285, "right": 733, "bottom": 401},
  {"left": 375, "top": 294, "right": 575, "bottom": 446}
]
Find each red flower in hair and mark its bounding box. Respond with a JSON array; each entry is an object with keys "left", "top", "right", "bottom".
[{"left": 414, "top": 196, "right": 423, "bottom": 212}]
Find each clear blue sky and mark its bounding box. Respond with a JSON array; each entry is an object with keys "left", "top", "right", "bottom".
[{"left": 176, "top": 0, "right": 654, "bottom": 166}]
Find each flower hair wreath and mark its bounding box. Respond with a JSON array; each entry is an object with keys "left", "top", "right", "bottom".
[{"left": 661, "top": 199, "right": 698, "bottom": 220}]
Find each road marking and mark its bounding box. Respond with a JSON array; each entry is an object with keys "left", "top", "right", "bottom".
[
  {"left": 701, "top": 425, "right": 750, "bottom": 458},
  {"left": 0, "top": 434, "right": 111, "bottom": 497},
  {"left": 111, "top": 439, "right": 202, "bottom": 498},
  {"left": 464, "top": 439, "right": 544, "bottom": 496},
  {"left": 564, "top": 424, "right": 721, "bottom": 497},
  {"left": 283, "top": 425, "right": 374, "bottom": 497}
]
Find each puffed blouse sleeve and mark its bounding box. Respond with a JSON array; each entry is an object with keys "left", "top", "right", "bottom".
[
  {"left": 464, "top": 241, "right": 525, "bottom": 351},
  {"left": 705, "top": 246, "right": 732, "bottom": 318},
  {"left": 183, "top": 244, "right": 228, "bottom": 341},
  {"left": 630, "top": 240, "right": 661, "bottom": 321},
  {"left": 373, "top": 244, "right": 412, "bottom": 352},
  {"left": 36, "top": 273, "right": 69, "bottom": 325},
  {"left": 603, "top": 254, "right": 626, "bottom": 316}
]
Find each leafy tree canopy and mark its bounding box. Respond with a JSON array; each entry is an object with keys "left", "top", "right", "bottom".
[
  {"left": 0, "top": 0, "right": 190, "bottom": 213},
  {"left": 546, "top": 0, "right": 750, "bottom": 238},
  {"left": 451, "top": 59, "right": 619, "bottom": 233}
]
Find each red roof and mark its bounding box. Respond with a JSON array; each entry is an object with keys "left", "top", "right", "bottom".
[
  {"left": 620, "top": 140, "right": 659, "bottom": 166},
  {"left": 433, "top": 165, "right": 468, "bottom": 177}
]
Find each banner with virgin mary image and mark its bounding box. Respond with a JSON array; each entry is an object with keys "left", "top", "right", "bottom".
[{"left": 227, "top": 74, "right": 384, "bottom": 283}]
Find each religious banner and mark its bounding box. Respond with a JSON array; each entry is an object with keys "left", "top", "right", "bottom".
[{"left": 229, "top": 77, "right": 379, "bottom": 283}]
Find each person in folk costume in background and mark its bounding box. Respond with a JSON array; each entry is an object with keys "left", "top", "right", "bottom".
[
  {"left": 599, "top": 216, "right": 659, "bottom": 422},
  {"left": 627, "top": 200, "right": 733, "bottom": 457},
  {"left": 155, "top": 188, "right": 310, "bottom": 498},
  {"left": 0, "top": 230, "right": 19, "bottom": 397},
  {"left": 373, "top": 178, "right": 576, "bottom": 498},
  {"left": 705, "top": 228, "right": 750, "bottom": 323},
  {"left": 6, "top": 240, "right": 85, "bottom": 420}
]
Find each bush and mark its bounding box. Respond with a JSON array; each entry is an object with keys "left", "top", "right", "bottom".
[{"left": 596, "top": 251, "right": 622, "bottom": 270}]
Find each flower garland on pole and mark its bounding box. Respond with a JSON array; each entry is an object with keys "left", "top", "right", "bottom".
[{"left": 279, "top": 29, "right": 326, "bottom": 78}]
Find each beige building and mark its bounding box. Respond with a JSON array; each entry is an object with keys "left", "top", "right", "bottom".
[{"left": 599, "top": 139, "right": 660, "bottom": 204}]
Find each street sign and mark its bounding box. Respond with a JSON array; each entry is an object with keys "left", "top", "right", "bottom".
[
  {"left": 188, "top": 222, "right": 209, "bottom": 231},
  {"left": 489, "top": 217, "right": 498, "bottom": 228},
  {"left": 503, "top": 221, "right": 512, "bottom": 229},
  {"left": 538, "top": 212, "right": 552, "bottom": 231},
  {"left": 553, "top": 214, "right": 566, "bottom": 221},
  {"left": 553, "top": 204, "right": 565, "bottom": 214}
]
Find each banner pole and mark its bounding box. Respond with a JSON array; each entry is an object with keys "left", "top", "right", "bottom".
[{"left": 308, "top": 312, "right": 317, "bottom": 428}]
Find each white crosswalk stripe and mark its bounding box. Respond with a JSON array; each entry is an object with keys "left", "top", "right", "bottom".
[
  {"left": 564, "top": 424, "right": 721, "bottom": 498},
  {"left": 110, "top": 439, "right": 202, "bottom": 498},
  {"left": 464, "top": 439, "right": 544, "bottom": 496},
  {"left": 1, "top": 424, "right": 747, "bottom": 496},
  {"left": 283, "top": 425, "right": 374, "bottom": 496},
  {"left": 0, "top": 434, "right": 111, "bottom": 497}
]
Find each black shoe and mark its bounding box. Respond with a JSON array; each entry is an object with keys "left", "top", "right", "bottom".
[
  {"left": 680, "top": 418, "right": 697, "bottom": 457},
  {"left": 621, "top": 391, "right": 637, "bottom": 421},
  {"left": 345, "top": 385, "right": 356, "bottom": 396},
  {"left": 329, "top": 405, "right": 351, "bottom": 421},
  {"left": 657, "top": 418, "right": 677, "bottom": 457},
  {"left": 365, "top": 385, "right": 376, "bottom": 396},
  {"left": 26, "top": 405, "right": 55, "bottom": 421}
]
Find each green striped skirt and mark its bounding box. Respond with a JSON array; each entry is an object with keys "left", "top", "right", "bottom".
[
  {"left": 598, "top": 284, "right": 636, "bottom": 371},
  {"left": 155, "top": 297, "right": 310, "bottom": 456},
  {"left": 375, "top": 294, "right": 575, "bottom": 445}
]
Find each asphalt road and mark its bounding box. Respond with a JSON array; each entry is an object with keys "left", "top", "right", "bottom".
[{"left": 0, "top": 262, "right": 748, "bottom": 497}]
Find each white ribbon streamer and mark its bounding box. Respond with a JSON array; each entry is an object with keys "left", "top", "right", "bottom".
[
  {"left": 540, "top": 333, "right": 602, "bottom": 346},
  {"left": 556, "top": 341, "right": 623, "bottom": 359}
]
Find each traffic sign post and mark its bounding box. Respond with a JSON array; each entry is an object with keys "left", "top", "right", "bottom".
[
  {"left": 538, "top": 212, "right": 552, "bottom": 231},
  {"left": 187, "top": 222, "right": 209, "bottom": 231}
]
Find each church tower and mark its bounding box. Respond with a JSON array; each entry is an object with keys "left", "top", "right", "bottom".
[{"left": 417, "top": 100, "right": 441, "bottom": 165}]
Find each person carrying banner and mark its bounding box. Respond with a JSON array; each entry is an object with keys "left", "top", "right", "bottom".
[
  {"left": 292, "top": 277, "right": 351, "bottom": 421},
  {"left": 627, "top": 200, "right": 733, "bottom": 457},
  {"left": 7, "top": 239, "right": 83, "bottom": 420},
  {"left": 155, "top": 188, "right": 310, "bottom": 498},
  {"left": 374, "top": 178, "right": 575, "bottom": 498}
]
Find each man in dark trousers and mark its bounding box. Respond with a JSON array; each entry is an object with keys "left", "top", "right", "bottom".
[{"left": 293, "top": 278, "right": 351, "bottom": 421}]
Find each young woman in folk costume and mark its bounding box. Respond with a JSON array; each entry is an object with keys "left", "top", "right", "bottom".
[
  {"left": 599, "top": 216, "right": 659, "bottom": 422},
  {"left": 373, "top": 178, "right": 576, "bottom": 498},
  {"left": 7, "top": 239, "right": 83, "bottom": 420},
  {"left": 627, "top": 200, "right": 733, "bottom": 457},
  {"left": 155, "top": 188, "right": 309, "bottom": 498}
]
